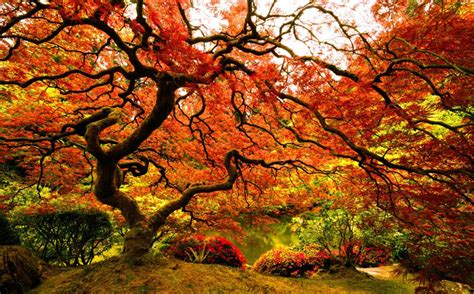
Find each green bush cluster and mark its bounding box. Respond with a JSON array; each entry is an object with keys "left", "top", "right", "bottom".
[
  {"left": 169, "top": 234, "right": 246, "bottom": 269},
  {"left": 292, "top": 206, "right": 405, "bottom": 267},
  {"left": 16, "top": 209, "right": 113, "bottom": 266}
]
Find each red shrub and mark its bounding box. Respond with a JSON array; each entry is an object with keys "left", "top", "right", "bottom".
[
  {"left": 356, "top": 246, "right": 391, "bottom": 268},
  {"left": 169, "top": 234, "right": 246, "bottom": 269},
  {"left": 252, "top": 247, "right": 334, "bottom": 277}
]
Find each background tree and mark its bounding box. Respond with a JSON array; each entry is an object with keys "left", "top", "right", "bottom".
[{"left": 0, "top": 0, "right": 472, "bottom": 271}]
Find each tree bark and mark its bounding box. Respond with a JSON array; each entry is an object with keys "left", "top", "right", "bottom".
[
  {"left": 122, "top": 221, "right": 155, "bottom": 261},
  {"left": 94, "top": 161, "right": 155, "bottom": 259},
  {"left": 80, "top": 78, "right": 179, "bottom": 260}
]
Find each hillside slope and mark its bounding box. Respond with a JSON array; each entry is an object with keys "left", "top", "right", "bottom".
[{"left": 30, "top": 256, "right": 417, "bottom": 293}]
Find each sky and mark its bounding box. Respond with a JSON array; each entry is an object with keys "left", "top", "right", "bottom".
[{"left": 186, "top": 0, "right": 380, "bottom": 65}]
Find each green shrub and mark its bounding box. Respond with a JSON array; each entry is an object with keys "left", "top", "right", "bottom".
[
  {"left": 0, "top": 212, "right": 20, "bottom": 245},
  {"left": 169, "top": 234, "right": 246, "bottom": 269},
  {"left": 17, "top": 209, "right": 113, "bottom": 266},
  {"left": 293, "top": 206, "right": 404, "bottom": 267},
  {"left": 293, "top": 208, "right": 365, "bottom": 267},
  {"left": 252, "top": 247, "right": 333, "bottom": 277}
]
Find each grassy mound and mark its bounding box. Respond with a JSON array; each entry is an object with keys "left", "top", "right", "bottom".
[{"left": 30, "top": 256, "right": 420, "bottom": 293}]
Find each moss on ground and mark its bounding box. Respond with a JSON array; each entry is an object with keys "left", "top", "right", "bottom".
[
  {"left": 29, "top": 255, "right": 423, "bottom": 294},
  {"left": 30, "top": 257, "right": 471, "bottom": 293}
]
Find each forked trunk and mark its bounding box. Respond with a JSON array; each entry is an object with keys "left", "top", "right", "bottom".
[{"left": 93, "top": 161, "right": 156, "bottom": 261}]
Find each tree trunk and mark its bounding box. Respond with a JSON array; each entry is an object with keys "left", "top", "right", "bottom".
[
  {"left": 122, "top": 221, "right": 155, "bottom": 262},
  {"left": 93, "top": 161, "right": 156, "bottom": 261},
  {"left": 80, "top": 82, "right": 180, "bottom": 262}
]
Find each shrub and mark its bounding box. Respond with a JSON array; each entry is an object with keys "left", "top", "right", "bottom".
[
  {"left": 0, "top": 213, "right": 20, "bottom": 245},
  {"left": 17, "top": 209, "right": 113, "bottom": 266},
  {"left": 252, "top": 247, "right": 333, "bottom": 277},
  {"left": 397, "top": 235, "right": 474, "bottom": 287},
  {"left": 356, "top": 246, "right": 391, "bottom": 268},
  {"left": 293, "top": 207, "right": 404, "bottom": 267},
  {"left": 293, "top": 208, "right": 366, "bottom": 267},
  {"left": 170, "top": 234, "right": 246, "bottom": 269}
]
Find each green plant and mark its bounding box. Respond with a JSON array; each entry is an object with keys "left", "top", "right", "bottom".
[
  {"left": 169, "top": 235, "right": 246, "bottom": 269},
  {"left": 293, "top": 206, "right": 405, "bottom": 267},
  {"left": 0, "top": 212, "right": 20, "bottom": 245},
  {"left": 16, "top": 209, "right": 113, "bottom": 266},
  {"left": 185, "top": 247, "right": 210, "bottom": 263},
  {"left": 293, "top": 207, "right": 364, "bottom": 267}
]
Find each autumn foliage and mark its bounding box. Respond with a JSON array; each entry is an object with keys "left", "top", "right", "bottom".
[
  {"left": 0, "top": 0, "right": 472, "bottom": 284},
  {"left": 169, "top": 234, "right": 246, "bottom": 269},
  {"left": 355, "top": 246, "right": 391, "bottom": 268},
  {"left": 252, "top": 247, "right": 332, "bottom": 277}
]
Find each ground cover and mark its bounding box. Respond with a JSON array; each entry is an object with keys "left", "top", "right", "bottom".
[{"left": 31, "top": 256, "right": 419, "bottom": 293}]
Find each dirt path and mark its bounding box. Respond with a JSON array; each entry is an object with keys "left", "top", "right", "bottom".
[
  {"left": 357, "top": 265, "right": 398, "bottom": 279},
  {"left": 358, "top": 265, "right": 472, "bottom": 293}
]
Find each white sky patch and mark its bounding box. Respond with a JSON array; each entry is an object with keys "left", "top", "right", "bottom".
[
  {"left": 125, "top": 3, "right": 138, "bottom": 19},
  {"left": 121, "top": 0, "right": 379, "bottom": 81},
  {"left": 187, "top": 0, "right": 235, "bottom": 32},
  {"left": 262, "top": 0, "right": 380, "bottom": 66},
  {"left": 186, "top": 0, "right": 380, "bottom": 70}
]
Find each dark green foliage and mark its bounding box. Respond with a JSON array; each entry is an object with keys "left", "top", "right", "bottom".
[
  {"left": 293, "top": 208, "right": 365, "bottom": 267},
  {"left": 293, "top": 206, "right": 406, "bottom": 267},
  {"left": 0, "top": 213, "right": 20, "bottom": 245},
  {"left": 17, "top": 209, "right": 113, "bottom": 266}
]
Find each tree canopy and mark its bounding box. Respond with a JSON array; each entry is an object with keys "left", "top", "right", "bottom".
[{"left": 0, "top": 0, "right": 472, "bottom": 260}]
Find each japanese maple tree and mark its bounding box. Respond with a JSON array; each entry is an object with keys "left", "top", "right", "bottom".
[{"left": 0, "top": 0, "right": 472, "bottom": 270}]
